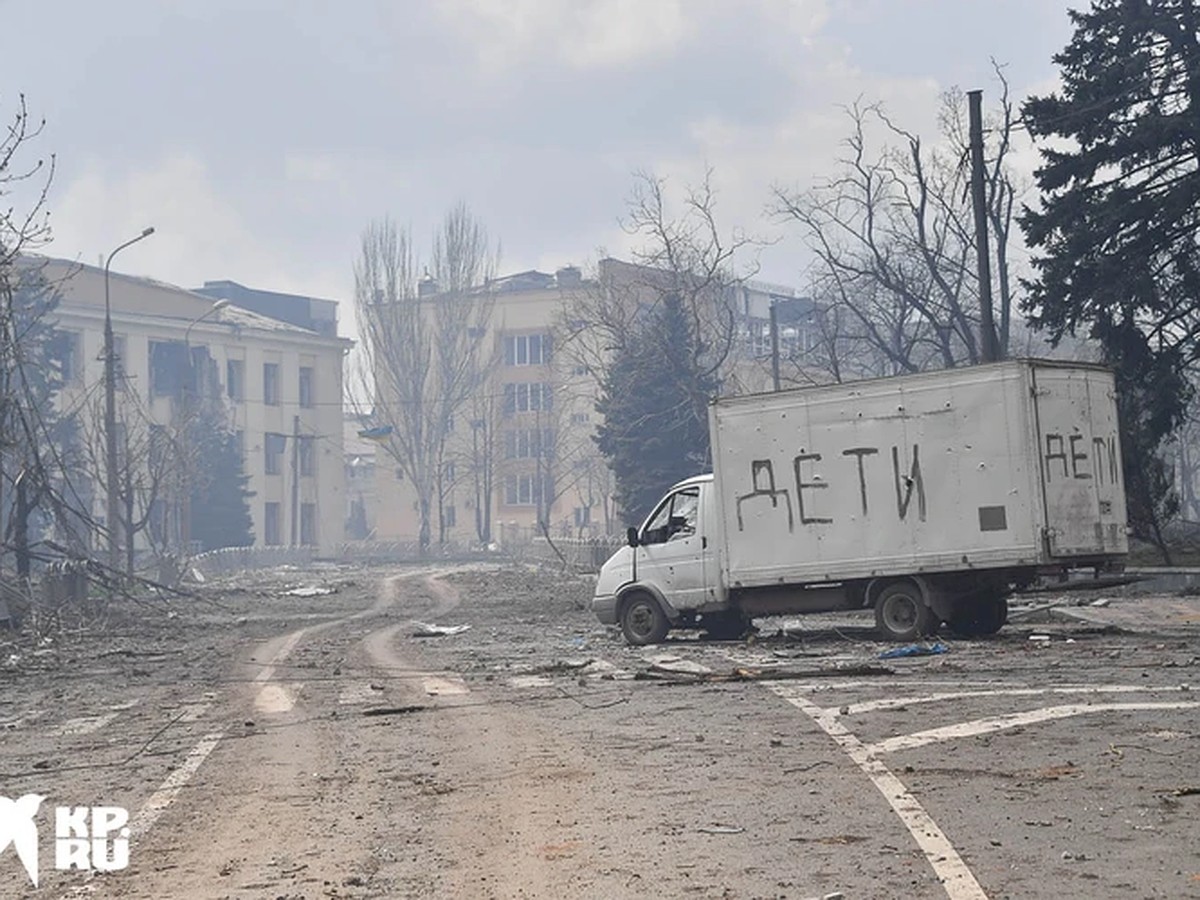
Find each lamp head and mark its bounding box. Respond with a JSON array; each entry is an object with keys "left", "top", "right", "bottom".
[{"left": 141, "top": 227, "right": 155, "bottom": 237}]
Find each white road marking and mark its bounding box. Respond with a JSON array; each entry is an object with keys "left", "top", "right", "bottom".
[
  {"left": 840, "top": 684, "right": 1194, "bottom": 717},
  {"left": 50, "top": 713, "right": 119, "bottom": 737},
  {"left": 768, "top": 682, "right": 988, "bottom": 900},
  {"left": 254, "top": 683, "right": 295, "bottom": 714},
  {"left": 129, "top": 731, "right": 225, "bottom": 839},
  {"left": 868, "top": 701, "right": 1200, "bottom": 755}
]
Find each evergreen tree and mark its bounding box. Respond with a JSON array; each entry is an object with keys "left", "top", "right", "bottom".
[
  {"left": 186, "top": 410, "right": 254, "bottom": 551},
  {"left": 594, "top": 292, "right": 716, "bottom": 525},
  {"left": 1020, "top": 0, "right": 1200, "bottom": 555}
]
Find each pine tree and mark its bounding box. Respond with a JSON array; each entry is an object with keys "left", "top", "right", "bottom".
[
  {"left": 1020, "top": 0, "right": 1200, "bottom": 556},
  {"left": 186, "top": 411, "right": 254, "bottom": 551},
  {"left": 594, "top": 292, "right": 716, "bottom": 525}
]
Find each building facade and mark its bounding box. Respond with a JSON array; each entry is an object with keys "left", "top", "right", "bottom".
[
  {"left": 33, "top": 256, "right": 351, "bottom": 558},
  {"left": 369, "top": 259, "right": 818, "bottom": 546}
]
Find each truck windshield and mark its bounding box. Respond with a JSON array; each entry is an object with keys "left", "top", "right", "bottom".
[{"left": 641, "top": 486, "right": 699, "bottom": 544}]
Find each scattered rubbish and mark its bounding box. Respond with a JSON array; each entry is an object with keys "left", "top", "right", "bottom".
[
  {"left": 1089, "top": 597, "right": 1111, "bottom": 607},
  {"left": 282, "top": 585, "right": 335, "bottom": 597},
  {"left": 1164, "top": 786, "right": 1200, "bottom": 797},
  {"left": 783, "top": 760, "right": 833, "bottom": 775},
  {"left": 637, "top": 663, "right": 893, "bottom": 683},
  {"left": 1025, "top": 820, "right": 1054, "bottom": 827},
  {"left": 361, "top": 705, "right": 426, "bottom": 718},
  {"left": 878, "top": 642, "right": 949, "bottom": 659},
  {"left": 191, "top": 567, "right": 206, "bottom": 583},
  {"left": 697, "top": 824, "right": 744, "bottom": 835},
  {"left": 648, "top": 658, "right": 713, "bottom": 677},
  {"left": 411, "top": 622, "right": 471, "bottom": 637},
  {"left": 1061, "top": 850, "right": 1089, "bottom": 861},
  {"left": 1029, "top": 634, "right": 1052, "bottom": 642}
]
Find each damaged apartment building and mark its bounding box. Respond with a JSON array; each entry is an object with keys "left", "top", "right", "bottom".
[{"left": 26, "top": 256, "right": 351, "bottom": 559}]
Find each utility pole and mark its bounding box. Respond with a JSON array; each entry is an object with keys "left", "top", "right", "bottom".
[
  {"left": 103, "top": 227, "right": 154, "bottom": 579},
  {"left": 968, "top": 90, "right": 1001, "bottom": 363},
  {"left": 289, "top": 414, "right": 300, "bottom": 547},
  {"left": 769, "top": 301, "right": 782, "bottom": 391}
]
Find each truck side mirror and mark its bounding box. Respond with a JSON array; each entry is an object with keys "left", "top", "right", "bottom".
[{"left": 626, "top": 526, "right": 640, "bottom": 548}]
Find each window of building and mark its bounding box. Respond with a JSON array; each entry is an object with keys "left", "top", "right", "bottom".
[
  {"left": 263, "top": 362, "right": 281, "bottom": 405},
  {"left": 51, "top": 331, "right": 83, "bottom": 386},
  {"left": 149, "top": 340, "right": 186, "bottom": 396},
  {"left": 298, "top": 366, "right": 314, "bottom": 408},
  {"left": 503, "top": 474, "right": 554, "bottom": 507},
  {"left": 234, "top": 430, "right": 245, "bottom": 463},
  {"left": 300, "top": 503, "right": 316, "bottom": 547},
  {"left": 503, "top": 382, "right": 552, "bottom": 416},
  {"left": 574, "top": 506, "right": 591, "bottom": 528},
  {"left": 503, "top": 333, "right": 551, "bottom": 366},
  {"left": 264, "top": 502, "right": 281, "bottom": 546},
  {"left": 227, "top": 359, "right": 245, "bottom": 402},
  {"left": 570, "top": 412, "right": 589, "bottom": 425},
  {"left": 442, "top": 460, "right": 456, "bottom": 483},
  {"left": 264, "top": 432, "right": 286, "bottom": 475},
  {"left": 504, "top": 428, "right": 554, "bottom": 459},
  {"left": 298, "top": 435, "right": 315, "bottom": 477},
  {"left": 443, "top": 505, "right": 456, "bottom": 528}
]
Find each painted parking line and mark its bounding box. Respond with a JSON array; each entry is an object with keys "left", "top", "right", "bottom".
[
  {"left": 868, "top": 700, "right": 1200, "bottom": 755},
  {"left": 768, "top": 682, "right": 989, "bottom": 900},
  {"left": 128, "top": 731, "right": 225, "bottom": 839},
  {"left": 840, "top": 684, "right": 1195, "bottom": 717}
]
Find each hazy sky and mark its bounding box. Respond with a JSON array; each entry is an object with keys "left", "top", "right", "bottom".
[{"left": 3, "top": 0, "right": 1079, "bottom": 323}]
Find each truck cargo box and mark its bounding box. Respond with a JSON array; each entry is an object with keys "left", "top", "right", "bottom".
[{"left": 708, "top": 359, "right": 1127, "bottom": 589}]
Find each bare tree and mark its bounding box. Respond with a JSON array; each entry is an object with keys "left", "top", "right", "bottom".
[
  {"left": 774, "top": 66, "right": 1021, "bottom": 377},
  {"left": 353, "top": 207, "right": 498, "bottom": 553},
  {"left": 560, "top": 169, "right": 764, "bottom": 435}
]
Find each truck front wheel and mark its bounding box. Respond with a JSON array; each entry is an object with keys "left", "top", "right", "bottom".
[
  {"left": 620, "top": 593, "right": 670, "bottom": 645},
  {"left": 875, "top": 583, "right": 938, "bottom": 641}
]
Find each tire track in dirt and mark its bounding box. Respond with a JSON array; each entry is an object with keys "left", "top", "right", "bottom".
[{"left": 351, "top": 570, "right": 598, "bottom": 897}]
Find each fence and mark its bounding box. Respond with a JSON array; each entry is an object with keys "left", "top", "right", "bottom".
[
  {"left": 524, "top": 535, "right": 624, "bottom": 573},
  {"left": 191, "top": 545, "right": 314, "bottom": 579}
]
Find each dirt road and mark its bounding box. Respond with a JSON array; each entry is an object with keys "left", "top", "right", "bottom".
[{"left": 1, "top": 564, "right": 1198, "bottom": 898}]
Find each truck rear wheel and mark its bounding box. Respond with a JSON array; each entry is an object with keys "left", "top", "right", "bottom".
[
  {"left": 948, "top": 595, "right": 1007, "bottom": 637},
  {"left": 875, "top": 582, "right": 937, "bottom": 642},
  {"left": 620, "top": 593, "right": 670, "bottom": 645}
]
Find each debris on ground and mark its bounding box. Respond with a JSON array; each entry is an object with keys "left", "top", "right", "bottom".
[
  {"left": 697, "top": 824, "right": 744, "bottom": 835},
  {"left": 637, "top": 663, "right": 892, "bottom": 683},
  {"left": 878, "top": 642, "right": 949, "bottom": 659},
  {"left": 411, "top": 621, "right": 471, "bottom": 637},
  {"left": 282, "top": 585, "right": 336, "bottom": 597}
]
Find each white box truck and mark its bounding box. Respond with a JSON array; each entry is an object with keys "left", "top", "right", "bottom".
[{"left": 592, "top": 359, "right": 1128, "bottom": 644}]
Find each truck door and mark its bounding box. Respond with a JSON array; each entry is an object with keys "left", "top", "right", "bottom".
[
  {"left": 637, "top": 485, "right": 707, "bottom": 611},
  {"left": 1032, "top": 365, "right": 1128, "bottom": 557}
]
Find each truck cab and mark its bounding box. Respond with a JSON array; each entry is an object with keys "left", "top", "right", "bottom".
[{"left": 592, "top": 475, "right": 731, "bottom": 644}]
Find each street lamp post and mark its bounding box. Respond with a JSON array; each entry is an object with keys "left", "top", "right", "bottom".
[
  {"left": 179, "top": 299, "right": 230, "bottom": 553},
  {"left": 103, "top": 227, "right": 154, "bottom": 577}
]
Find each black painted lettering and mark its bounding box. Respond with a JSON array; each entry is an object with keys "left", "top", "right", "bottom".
[
  {"left": 735, "top": 459, "right": 794, "bottom": 531},
  {"left": 891, "top": 445, "right": 926, "bottom": 522},
  {"left": 1069, "top": 433, "right": 1091, "bottom": 479},
  {"left": 1097, "top": 435, "right": 1119, "bottom": 484},
  {"left": 1044, "top": 433, "right": 1068, "bottom": 481},
  {"left": 842, "top": 447, "right": 879, "bottom": 515},
  {"left": 793, "top": 453, "right": 832, "bottom": 525}
]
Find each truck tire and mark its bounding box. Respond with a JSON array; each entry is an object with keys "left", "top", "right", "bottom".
[
  {"left": 948, "top": 595, "right": 1007, "bottom": 637},
  {"left": 620, "top": 593, "right": 670, "bottom": 645},
  {"left": 875, "top": 582, "right": 937, "bottom": 642}
]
